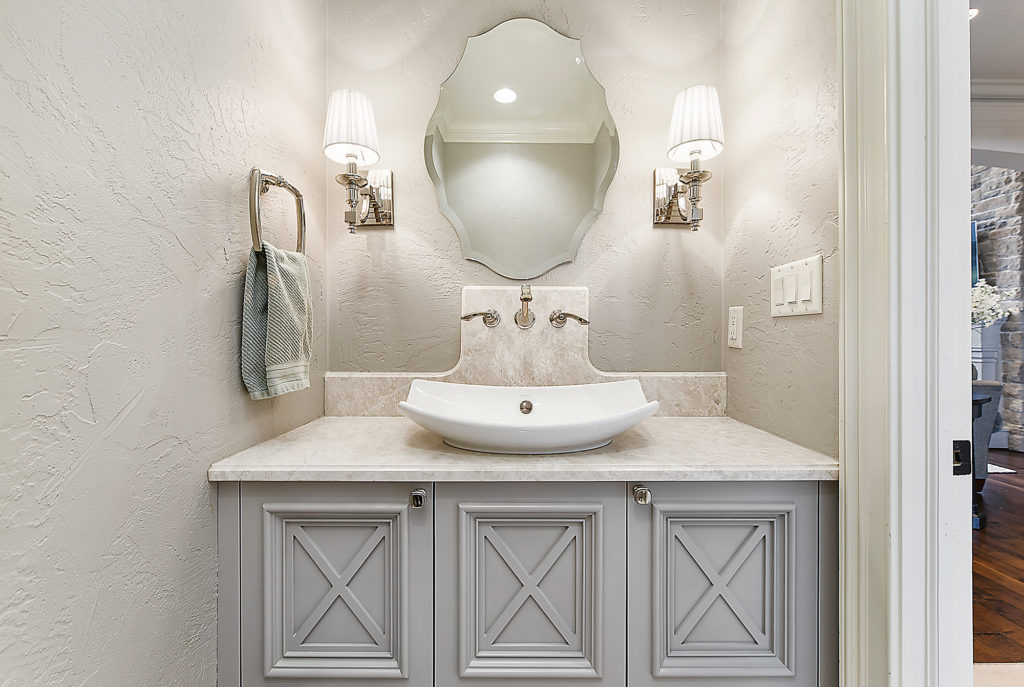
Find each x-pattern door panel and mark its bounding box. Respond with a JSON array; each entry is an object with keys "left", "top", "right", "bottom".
[
  {"left": 436, "top": 482, "right": 625, "bottom": 687},
  {"left": 627, "top": 481, "right": 823, "bottom": 687},
  {"left": 269, "top": 512, "right": 401, "bottom": 672},
  {"left": 239, "top": 482, "right": 433, "bottom": 687},
  {"left": 476, "top": 519, "right": 586, "bottom": 653},
  {"left": 466, "top": 512, "right": 595, "bottom": 670},
  {"left": 668, "top": 520, "right": 772, "bottom": 649},
  {"left": 657, "top": 508, "right": 793, "bottom": 675}
]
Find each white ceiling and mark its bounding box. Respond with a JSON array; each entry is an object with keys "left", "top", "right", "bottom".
[{"left": 970, "top": 0, "right": 1024, "bottom": 84}]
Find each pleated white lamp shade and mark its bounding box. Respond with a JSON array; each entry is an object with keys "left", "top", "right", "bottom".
[
  {"left": 323, "top": 89, "right": 380, "bottom": 166},
  {"left": 666, "top": 85, "right": 724, "bottom": 162}
]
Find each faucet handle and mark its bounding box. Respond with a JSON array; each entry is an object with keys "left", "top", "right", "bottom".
[
  {"left": 461, "top": 310, "right": 501, "bottom": 327},
  {"left": 549, "top": 310, "right": 590, "bottom": 328}
]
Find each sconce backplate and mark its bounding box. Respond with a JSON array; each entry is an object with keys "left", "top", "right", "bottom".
[
  {"left": 335, "top": 168, "right": 395, "bottom": 229},
  {"left": 652, "top": 168, "right": 691, "bottom": 226}
]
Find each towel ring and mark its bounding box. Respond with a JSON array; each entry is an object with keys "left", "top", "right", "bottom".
[{"left": 249, "top": 167, "right": 306, "bottom": 253}]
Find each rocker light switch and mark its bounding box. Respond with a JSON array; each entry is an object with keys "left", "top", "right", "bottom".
[
  {"left": 772, "top": 278, "right": 785, "bottom": 306},
  {"left": 783, "top": 274, "right": 798, "bottom": 303},
  {"left": 771, "top": 255, "right": 824, "bottom": 317},
  {"left": 798, "top": 274, "right": 813, "bottom": 301}
]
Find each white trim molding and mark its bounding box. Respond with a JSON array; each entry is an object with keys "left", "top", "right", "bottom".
[
  {"left": 890, "top": 1, "right": 973, "bottom": 685},
  {"left": 841, "top": 0, "right": 973, "bottom": 685},
  {"left": 839, "top": 0, "right": 891, "bottom": 683}
]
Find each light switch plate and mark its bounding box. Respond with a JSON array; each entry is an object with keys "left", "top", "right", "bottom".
[
  {"left": 728, "top": 306, "right": 743, "bottom": 348},
  {"left": 770, "top": 255, "right": 823, "bottom": 317}
]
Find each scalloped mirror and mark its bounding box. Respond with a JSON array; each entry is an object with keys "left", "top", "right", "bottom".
[{"left": 424, "top": 19, "right": 619, "bottom": 279}]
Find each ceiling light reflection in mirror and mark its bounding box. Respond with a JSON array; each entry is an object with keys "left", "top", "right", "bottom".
[{"left": 493, "top": 88, "right": 517, "bottom": 103}]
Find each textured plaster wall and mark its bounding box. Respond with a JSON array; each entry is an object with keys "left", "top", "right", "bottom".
[
  {"left": 0, "top": 1, "right": 327, "bottom": 684},
  {"left": 720, "top": 0, "right": 841, "bottom": 456},
  {"left": 326, "top": 0, "right": 725, "bottom": 373}
]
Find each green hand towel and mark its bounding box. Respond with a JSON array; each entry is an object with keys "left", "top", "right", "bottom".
[{"left": 241, "top": 242, "right": 312, "bottom": 400}]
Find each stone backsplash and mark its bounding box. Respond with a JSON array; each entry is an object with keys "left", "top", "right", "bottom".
[
  {"left": 326, "top": 286, "right": 726, "bottom": 418},
  {"left": 973, "top": 165, "right": 1024, "bottom": 450}
]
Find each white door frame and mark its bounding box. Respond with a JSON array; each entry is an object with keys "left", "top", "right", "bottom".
[{"left": 840, "top": 0, "right": 973, "bottom": 685}]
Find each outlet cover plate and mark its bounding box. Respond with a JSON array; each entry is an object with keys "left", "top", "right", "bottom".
[
  {"left": 771, "top": 255, "right": 823, "bottom": 317},
  {"left": 728, "top": 306, "right": 743, "bottom": 348}
]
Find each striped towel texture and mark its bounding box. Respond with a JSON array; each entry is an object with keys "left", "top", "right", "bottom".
[{"left": 241, "top": 243, "right": 312, "bottom": 400}]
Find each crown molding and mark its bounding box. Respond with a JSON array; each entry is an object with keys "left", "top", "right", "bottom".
[{"left": 971, "top": 78, "right": 1024, "bottom": 101}]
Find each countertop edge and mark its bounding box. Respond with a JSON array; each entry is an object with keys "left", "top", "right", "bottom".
[
  {"left": 208, "top": 416, "right": 840, "bottom": 483},
  {"left": 208, "top": 467, "right": 839, "bottom": 482}
]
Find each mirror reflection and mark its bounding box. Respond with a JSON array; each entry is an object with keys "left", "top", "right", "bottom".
[{"left": 424, "top": 19, "right": 619, "bottom": 279}]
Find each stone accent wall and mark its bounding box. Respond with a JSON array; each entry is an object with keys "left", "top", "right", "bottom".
[{"left": 973, "top": 165, "right": 1024, "bottom": 450}]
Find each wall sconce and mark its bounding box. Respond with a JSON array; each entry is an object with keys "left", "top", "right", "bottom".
[
  {"left": 323, "top": 89, "right": 395, "bottom": 233},
  {"left": 653, "top": 84, "right": 724, "bottom": 231}
]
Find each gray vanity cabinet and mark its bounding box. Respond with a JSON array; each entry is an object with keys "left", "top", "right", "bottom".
[
  {"left": 433, "top": 482, "right": 626, "bottom": 687},
  {"left": 626, "top": 481, "right": 839, "bottom": 687},
  {"left": 228, "top": 482, "right": 434, "bottom": 687},
  {"left": 219, "top": 480, "right": 836, "bottom": 687}
]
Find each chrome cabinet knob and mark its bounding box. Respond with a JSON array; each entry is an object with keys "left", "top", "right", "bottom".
[
  {"left": 633, "top": 484, "right": 652, "bottom": 505},
  {"left": 409, "top": 489, "right": 427, "bottom": 509}
]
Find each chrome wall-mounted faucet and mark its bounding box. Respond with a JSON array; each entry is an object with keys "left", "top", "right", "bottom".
[
  {"left": 549, "top": 309, "right": 589, "bottom": 328},
  {"left": 461, "top": 309, "right": 501, "bottom": 327},
  {"left": 514, "top": 285, "right": 536, "bottom": 329}
]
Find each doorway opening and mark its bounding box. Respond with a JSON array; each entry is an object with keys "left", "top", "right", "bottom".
[{"left": 969, "top": 2, "right": 1024, "bottom": 681}]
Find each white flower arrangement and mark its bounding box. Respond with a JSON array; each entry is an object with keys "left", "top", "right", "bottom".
[{"left": 972, "top": 278, "right": 1015, "bottom": 327}]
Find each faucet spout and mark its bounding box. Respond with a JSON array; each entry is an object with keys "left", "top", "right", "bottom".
[{"left": 514, "top": 285, "right": 536, "bottom": 329}]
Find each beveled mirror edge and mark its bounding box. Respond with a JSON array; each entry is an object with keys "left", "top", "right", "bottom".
[{"left": 422, "top": 17, "right": 620, "bottom": 280}]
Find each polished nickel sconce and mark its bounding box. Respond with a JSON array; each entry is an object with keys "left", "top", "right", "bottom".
[
  {"left": 653, "top": 84, "right": 724, "bottom": 231},
  {"left": 324, "top": 89, "right": 395, "bottom": 233},
  {"left": 335, "top": 167, "right": 394, "bottom": 231}
]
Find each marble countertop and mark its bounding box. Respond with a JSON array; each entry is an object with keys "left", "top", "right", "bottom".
[{"left": 208, "top": 416, "right": 838, "bottom": 482}]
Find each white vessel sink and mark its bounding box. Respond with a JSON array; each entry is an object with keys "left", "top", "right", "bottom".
[{"left": 398, "top": 379, "right": 659, "bottom": 454}]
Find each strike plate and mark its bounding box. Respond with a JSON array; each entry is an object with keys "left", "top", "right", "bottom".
[{"left": 953, "top": 440, "right": 972, "bottom": 476}]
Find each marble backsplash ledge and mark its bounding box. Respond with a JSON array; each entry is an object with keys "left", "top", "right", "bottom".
[
  {"left": 325, "top": 371, "right": 726, "bottom": 417},
  {"left": 325, "top": 286, "right": 727, "bottom": 418}
]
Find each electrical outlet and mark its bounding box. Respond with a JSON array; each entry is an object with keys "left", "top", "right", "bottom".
[{"left": 728, "top": 306, "right": 743, "bottom": 348}]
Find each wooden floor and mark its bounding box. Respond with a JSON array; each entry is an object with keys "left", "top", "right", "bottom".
[{"left": 974, "top": 448, "right": 1024, "bottom": 663}]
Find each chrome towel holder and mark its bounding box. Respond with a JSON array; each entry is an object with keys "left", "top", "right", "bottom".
[{"left": 249, "top": 167, "right": 306, "bottom": 253}]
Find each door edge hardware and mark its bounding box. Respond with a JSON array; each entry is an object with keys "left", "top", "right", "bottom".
[{"left": 952, "top": 440, "right": 972, "bottom": 476}]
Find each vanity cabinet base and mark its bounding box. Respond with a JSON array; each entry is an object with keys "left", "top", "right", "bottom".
[{"left": 217, "top": 481, "right": 836, "bottom": 686}]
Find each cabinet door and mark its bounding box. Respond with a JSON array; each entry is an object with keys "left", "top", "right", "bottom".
[
  {"left": 627, "top": 481, "right": 825, "bottom": 687},
  {"left": 435, "top": 482, "right": 625, "bottom": 687},
  {"left": 239, "top": 482, "right": 433, "bottom": 687}
]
